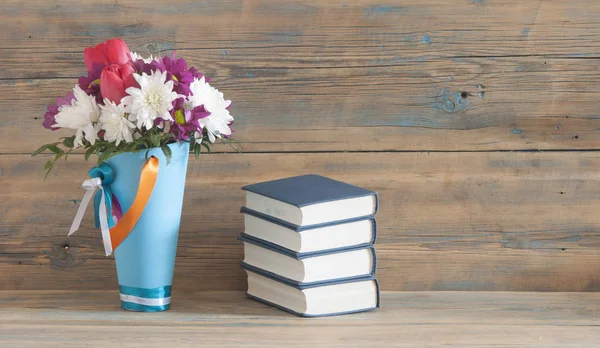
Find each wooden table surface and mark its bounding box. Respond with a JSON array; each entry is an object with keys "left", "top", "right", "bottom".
[{"left": 1, "top": 291, "right": 598, "bottom": 347}]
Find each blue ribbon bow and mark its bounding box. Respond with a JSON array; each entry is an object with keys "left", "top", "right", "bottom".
[{"left": 89, "top": 163, "right": 116, "bottom": 228}]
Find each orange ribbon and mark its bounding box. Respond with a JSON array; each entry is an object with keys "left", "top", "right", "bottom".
[{"left": 109, "top": 156, "right": 160, "bottom": 251}]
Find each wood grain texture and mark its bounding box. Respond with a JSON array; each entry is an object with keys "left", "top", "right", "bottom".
[
  {"left": 3, "top": 0, "right": 600, "bottom": 293},
  {"left": 2, "top": 152, "right": 600, "bottom": 291},
  {"left": 3, "top": 0, "right": 600, "bottom": 151},
  {"left": 1, "top": 291, "right": 600, "bottom": 347}
]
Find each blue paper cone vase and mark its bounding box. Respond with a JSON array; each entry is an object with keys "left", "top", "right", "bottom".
[{"left": 106, "top": 141, "right": 190, "bottom": 312}]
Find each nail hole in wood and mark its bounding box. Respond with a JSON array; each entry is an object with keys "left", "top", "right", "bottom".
[
  {"left": 573, "top": 135, "right": 579, "bottom": 139},
  {"left": 460, "top": 91, "right": 469, "bottom": 98}
]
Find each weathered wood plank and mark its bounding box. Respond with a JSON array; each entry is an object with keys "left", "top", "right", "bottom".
[
  {"left": 3, "top": 1, "right": 600, "bottom": 151},
  {"left": 4, "top": 56, "right": 600, "bottom": 153},
  {"left": 2, "top": 152, "right": 600, "bottom": 291},
  {"left": 4, "top": 0, "right": 600, "bottom": 70},
  {"left": 1, "top": 291, "right": 599, "bottom": 347}
]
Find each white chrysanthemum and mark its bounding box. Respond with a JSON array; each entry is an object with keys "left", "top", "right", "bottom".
[
  {"left": 130, "top": 51, "right": 156, "bottom": 64},
  {"left": 188, "top": 77, "right": 234, "bottom": 143},
  {"left": 122, "top": 71, "right": 179, "bottom": 130},
  {"left": 99, "top": 99, "right": 135, "bottom": 146},
  {"left": 53, "top": 85, "right": 100, "bottom": 147}
]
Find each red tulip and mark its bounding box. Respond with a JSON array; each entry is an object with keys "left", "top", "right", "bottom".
[
  {"left": 100, "top": 63, "right": 137, "bottom": 104},
  {"left": 84, "top": 38, "right": 131, "bottom": 72}
]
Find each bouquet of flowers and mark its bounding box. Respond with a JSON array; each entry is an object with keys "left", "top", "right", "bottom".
[{"left": 33, "top": 38, "right": 235, "bottom": 176}]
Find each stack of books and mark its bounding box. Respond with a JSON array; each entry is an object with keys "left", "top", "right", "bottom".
[{"left": 239, "top": 174, "right": 379, "bottom": 317}]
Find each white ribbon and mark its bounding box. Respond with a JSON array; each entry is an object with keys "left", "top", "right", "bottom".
[{"left": 68, "top": 177, "right": 113, "bottom": 256}]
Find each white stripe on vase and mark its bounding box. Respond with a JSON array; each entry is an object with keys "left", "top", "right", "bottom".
[{"left": 120, "top": 294, "right": 172, "bottom": 306}]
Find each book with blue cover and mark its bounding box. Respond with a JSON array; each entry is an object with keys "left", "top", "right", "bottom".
[
  {"left": 240, "top": 234, "right": 377, "bottom": 286},
  {"left": 240, "top": 174, "right": 380, "bottom": 317},
  {"left": 244, "top": 268, "right": 380, "bottom": 317},
  {"left": 242, "top": 174, "right": 378, "bottom": 227},
  {"left": 241, "top": 210, "right": 377, "bottom": 253}
]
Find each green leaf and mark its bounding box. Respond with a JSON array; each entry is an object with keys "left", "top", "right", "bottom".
[
  {"left": 150, "top": 134, "right": 161, "bottom": 147},
  {"left": 32, "top": 144, "right": 50, "bottom": 157},
  {"left": 194, "top": 143, "right": 201, "bottom": 159},
  {"left": 98, "top": 147, "right": 114, "bottom": 164},
  {"left": 84, "top": 147, "right": 95, "bottom": 161},
  {"left": 62, "top": 137, "right": 75, "bottom": 149},
  {"left": 47, "top": 145, "right": 64, "bottom": 155},
  {"left": 43, "top": 160, "right": 55, "bottom": 180},
  {"left": 201, "top": 141, "right": 211, "bottom": 153},
  {"left": 161, "top": 145, "right": 172, "bottom": 165}
]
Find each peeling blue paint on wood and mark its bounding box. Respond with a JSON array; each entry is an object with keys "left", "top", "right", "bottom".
[
  {"left": 500, "top": 235, "right": 582, "bottom": 250},
  {"left": 422, "top": 36, "right": 432, "bottom": 45},
  {"left": 566, "top": 53, "right": 598, "bottom": 58},
  {"left": 374, "top": 55, "right": 429, "bottom": 64},
  {"left": 146, "top": 42, "right": 172, "bottom": 53},
  {"left": 364, "top": 5, "right": 406, "bottom": 15},
  {"left": 74, "top": 23, "right": 175, "bottom": 38},
  {"left": 511, "top": 128, "right": 523, "bottom": 134},
  {"left": 434, "top": 89, "right": 470, "bottom": 113},
  {"left": 522, "top": 28, "right": 531, "bottom": 36}
]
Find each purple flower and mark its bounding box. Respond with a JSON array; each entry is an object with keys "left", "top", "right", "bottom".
[
  {"left": 132, "top": 53, "right": 212, "bottom": 95},
  {"left": 133, "top": 58, "right": 155, "bottom": 75},
  {"left": 43, "top": 91, "right": 75, "bottom": 130},
  {"left": 150, "top": 53, "right": 194, "bottom": 96},
  {"left": 167, "top": 98, "right": 210, "bottom": 141},
  {"left": 78, "top": 63, "right": 104, "bottom": 104}
]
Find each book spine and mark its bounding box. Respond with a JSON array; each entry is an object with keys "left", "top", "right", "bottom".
[
  {"left": 371, "top": 218, "right": 377, "bottom": 244},
  {"left": 370, "top": 247, "right": 377, "bottom": 277},
  {"left": 373, "top": 192, "right": 379, "bottom": 215}
]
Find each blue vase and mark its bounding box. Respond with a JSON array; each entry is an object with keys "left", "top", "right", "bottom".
[{"left": 105, "top": 141, "right": 190, "bottom": 312}]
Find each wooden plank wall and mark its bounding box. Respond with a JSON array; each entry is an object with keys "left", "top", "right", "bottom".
[{"left": 1, "top": 0, "right": 599, "bottom": 291}]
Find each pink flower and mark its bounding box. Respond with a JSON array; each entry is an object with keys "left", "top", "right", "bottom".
[
  {"left": 100, "top": 63, "right": 137, "bottom": 104},
  {"left": 84, "top": 38, "right": 131, "bottom": 72}
]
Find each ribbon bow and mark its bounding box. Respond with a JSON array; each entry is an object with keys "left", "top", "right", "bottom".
[
  {"left": 68, "top": 175, "right": 113, "bottom": 256},
  {"left": 68, "top": 157, "right": 160, "bottom": 256}
]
